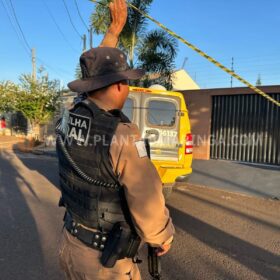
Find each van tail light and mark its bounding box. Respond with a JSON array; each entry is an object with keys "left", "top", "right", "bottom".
[{"left": 185, "top": 133, "right": 193, "bottom": 155}]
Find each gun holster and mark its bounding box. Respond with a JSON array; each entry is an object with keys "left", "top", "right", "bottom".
[{"left": 101, "top": 222, "right": 141, "bottom": 268}]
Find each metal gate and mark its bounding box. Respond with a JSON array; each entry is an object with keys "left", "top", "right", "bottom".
[
  {"left": 11, "top": 112, "right": 28, "bottom": 135},
  {"left": 210, "top": 93, "right": 280, "bottom": 165}
]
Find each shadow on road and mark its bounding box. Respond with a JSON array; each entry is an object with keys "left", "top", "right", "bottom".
[
  {"left": 0, "top": 151, "right": 45, "bottom": 279},
  {"left": 237, "top": 162, "right": 280, "bottom": 171},
  {"left": 176, "top": 189, "right": 280, "bottom": 231},
  {"left": 168, "top": 205, "right": 280, "bottom": 280},
  {"left": 12, "top": 152, "right": 59, "bottom": 190}
]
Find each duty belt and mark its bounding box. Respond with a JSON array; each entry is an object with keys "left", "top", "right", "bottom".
[{"left": 64, "top": 212, "right": 108, "bottom": 251}]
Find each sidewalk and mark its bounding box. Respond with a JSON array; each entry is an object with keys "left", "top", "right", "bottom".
[
  {"left": 0, "top": 136, "right": 25, "bottom": 150},
  {"left": 186, "top": 159, "right": 280, "bottom": 199}
]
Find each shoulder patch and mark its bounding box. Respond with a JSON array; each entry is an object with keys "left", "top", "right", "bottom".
[
  {"left": 66, "top": 112, "right": 91, "bottom": 146},
  {"left": 135, "top": 140, "right": 148, "bottom": 158}
]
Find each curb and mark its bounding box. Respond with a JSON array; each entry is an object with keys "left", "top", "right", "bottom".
[
  {"left": 176, "top": 182, "right": 280, "bottom": 202},
  {"left": 32, "top": 149, "right": 57, "bottom": 158}
]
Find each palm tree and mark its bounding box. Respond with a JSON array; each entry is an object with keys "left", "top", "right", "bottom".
[{"left": 90, "top": 0, "right": 178, "bottom": 89}]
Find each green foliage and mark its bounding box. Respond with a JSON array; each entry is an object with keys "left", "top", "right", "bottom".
[
  {"left": 16, "top": 74, "right": 61, "bottom": 126},
  {"left": 90, "top": 0, "right": 177, "bottom": 88},
  {"left": 90, "top": 0, "right": 111, "bottom": 35},
  {"left": 0, "top": 81, "right": 19, "bottom": 112},
  {"left": 119, "top": 0, "right": 153, "bottom": 67},
  {"left": 138, "top": 30, "right": 178, "bottom": 90},
  {"left": 0, "top": 74, "right": 61, "bottom": 127}
]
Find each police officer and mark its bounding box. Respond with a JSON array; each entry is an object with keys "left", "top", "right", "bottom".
[{"left": 56, "top": 1, "right": 174, "bottom": 279}]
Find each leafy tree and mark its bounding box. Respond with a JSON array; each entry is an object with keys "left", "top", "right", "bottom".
[
  {"left": 138, "top": 30, "right": 177, "bottom": 89},
  {"left": 90, "top": 0, "right": 178, "bottom": 89},
  {"left": 0, "top": 81, "right": 19, "bottom": 113},
  {"left": 0, "top": 73, "right": 61, "bottom": 138},
  {"left": 15, "top": 74, "right": 61, "bottom": 128}
]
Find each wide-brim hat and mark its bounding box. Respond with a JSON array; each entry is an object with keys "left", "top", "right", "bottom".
[{"left": 68, "top": 47, "right": 145, "bottom": 93}]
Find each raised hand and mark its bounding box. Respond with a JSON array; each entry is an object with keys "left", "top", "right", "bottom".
[
  {"left": 108, "top": 0, "right": 128, "bottom": 36},
  {"left": 99, "top": 0, "right": 127, "bottom": 47}
]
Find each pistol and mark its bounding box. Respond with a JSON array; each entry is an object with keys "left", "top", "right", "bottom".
[
  {"left": 148, "top": 245, "right": 161, "bottom": 280},
  {"left": 101, "top": 222, "right": 141, "bottom": 268}
]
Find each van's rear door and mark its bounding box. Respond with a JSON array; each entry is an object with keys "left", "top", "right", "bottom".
[
  {"left": 139, "top": 93, "right": 181, "bottom": 162},
  {"left": 122, "top": 93, "right": 140, "bottom": 124}
]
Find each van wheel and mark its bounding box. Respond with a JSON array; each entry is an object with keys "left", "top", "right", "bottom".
[{"left": 163, "top": 184, "right": 173, "bottom": 199}]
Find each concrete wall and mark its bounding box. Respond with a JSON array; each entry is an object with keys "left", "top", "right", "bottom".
[
  {"left": 184, "top": 92, "right": 212, "bottom": 160},
  {"left": 182, "top": 86, "right": 280, "bottom": 160}
]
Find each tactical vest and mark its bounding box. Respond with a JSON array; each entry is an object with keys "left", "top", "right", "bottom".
[{"left": 56, "top": 99, "right": 130, "bottom": 232}]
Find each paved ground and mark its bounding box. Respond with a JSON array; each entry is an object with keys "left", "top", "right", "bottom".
[
  {"left": 0, "top": 151, "right": 63, "bottom": 280},
  {"left": 0, "top": 136, "right": 25, "bottom": 150},
  {"left": 26, "top": 141, "right": 280, "bottom": 199},
  {"left": 26, "top": 142, "right": 280, "bottom": 199},
  {"left": 0, "top": 151, "right": 279, "bottom": 280},
  {"left": 188, "top": 159, "right": 280, "bottom": 199}
]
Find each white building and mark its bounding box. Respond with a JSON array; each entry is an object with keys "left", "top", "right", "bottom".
[{"left": 172, "top": 69, "right": 200, "bottom": 91}]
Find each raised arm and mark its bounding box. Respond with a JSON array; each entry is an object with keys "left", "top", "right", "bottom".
[{"left": 99, "top": 0, "right": 127, "bottom": 47}]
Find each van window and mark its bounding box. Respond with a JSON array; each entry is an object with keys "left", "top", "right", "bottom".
[
  {"left": 148, "top": 100, "right": 176, "bottom": 127},
  {"left": 123, "top": 98, "right": 134, "bottom": 121}
]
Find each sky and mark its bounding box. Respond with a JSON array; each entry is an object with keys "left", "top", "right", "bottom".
[{"left": 0, "top": 0, "right": 280, "bottom": 89}]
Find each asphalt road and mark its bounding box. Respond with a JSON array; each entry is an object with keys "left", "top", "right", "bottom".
[{"left": 0, "top": 151, "right": 279, "bottom": 280}]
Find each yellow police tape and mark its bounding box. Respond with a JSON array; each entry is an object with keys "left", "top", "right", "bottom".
[{"left": 90, "top": 0, "right": 280, "bottom": 107}]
